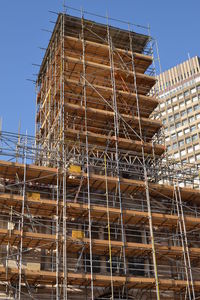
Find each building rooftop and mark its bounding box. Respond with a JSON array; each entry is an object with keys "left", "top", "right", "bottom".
[{"left": 38, "top": 13, "right": 150, "bottom": 80}]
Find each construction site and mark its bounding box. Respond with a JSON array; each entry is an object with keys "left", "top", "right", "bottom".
[{"left": 1, "top": 8, "right": 200, "bottom": 300}]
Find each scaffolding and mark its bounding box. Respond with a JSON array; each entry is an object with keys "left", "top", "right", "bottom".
[{"left": 0, "top": 8, "right": 200, "bottom": 300}]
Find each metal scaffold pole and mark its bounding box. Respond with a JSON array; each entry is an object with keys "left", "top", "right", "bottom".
[
  {"left": 174, "top": 182, "right": 196, "bottom": 300},
  {"left": 81, "top": 11, "right": 94, "bottom": 300},
  {"left": 61, "top": 13, "right": 68, "bottom": 300},
  {"left": 128, "top": 25, "right": 160, "bottom": 300},
  {"left": 56, "top": 148, "right": 60, "bottom": 300},
  {"left": 107, "top": 18, "right": 128, "bottom": 298},
  {"left": 18, "top": 133, "right": 27, "bottom": 300},
  {"left": 104, "top": 154, "right": 114, "bottom": 300},
  {"left": 177, "top": 185, "right": 195, "bottom": 300}
]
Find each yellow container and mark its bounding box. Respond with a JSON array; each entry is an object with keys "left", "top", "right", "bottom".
[
  {"left": 72, "top": 230, "right": 84, "bottom": 239},
  {"left": 68, "top": 164, "right": 81, "bottom": 174},
  {"left": 27, "top": 192, "right": 40, "bottom": 201}
]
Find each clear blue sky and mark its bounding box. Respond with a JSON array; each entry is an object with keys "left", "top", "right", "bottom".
[{"left": 0, "top": 0, "right": 199, "bottom": 135}]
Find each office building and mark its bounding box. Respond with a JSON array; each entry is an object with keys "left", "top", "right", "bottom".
[{"left": 157, "top": 56, "right": 200, "bottom": 165}]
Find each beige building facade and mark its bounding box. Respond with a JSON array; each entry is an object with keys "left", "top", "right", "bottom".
[{"left": 157, "top": 56, "right": 200, "bottom": 164}]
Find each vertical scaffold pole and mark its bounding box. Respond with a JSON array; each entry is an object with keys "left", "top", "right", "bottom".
[
  {"left": 107, "top": 18, "right": 127, "bottom": 298},
  {"left": 63, "top": 162, "right": 67, "bottom": 299},
  {"left": 18, "top": 132, "right": 27, "bottom": 300},
  {"left": 174, "top": 183, "right": 191, "bottom": 300},
  {"left": 104, "top": 154, "right": 114, "bottom": 300},
  {"left": 177, "top": 185, "right": 195, "bottom": 299},
  {"left": 128, "top": 25, "right": 160, "bottom": 300},
  {"left": 56, "top": 148, "right": 60, "bottom": 300},
  {"left": 60, "top": 13, "right": 68, "bottom": 300},
  {"left": 174, "top": 183, "right": 196, "bottom": 299},
  {"left": 81, "top": 10, "right": 94, "bottom": 300}
]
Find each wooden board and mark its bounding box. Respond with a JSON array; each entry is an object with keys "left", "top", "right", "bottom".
[
  {"left": 0, "top": 266, "right": 200, "bottom": 291},
  {"left": 0, "top": 193, "right": 200, "bottom": 230}
]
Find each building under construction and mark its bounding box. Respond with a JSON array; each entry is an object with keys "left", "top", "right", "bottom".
[{"left": 1, "top": 9, "right": 200, "bottom": 300}]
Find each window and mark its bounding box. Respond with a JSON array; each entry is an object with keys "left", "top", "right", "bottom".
[
  {"left": 167, "top": 99, "right": 171, "bottom": 105},
  {"left": 179, "top": 140, "right": 184, "bottom": 147},
  {"left": 174, "top": 113, "right": 179, "bottom": 120},
  {"left": 172, "top": 96, "right": 177, "bottom": 103},
  {"left": 194, "top": 144, "right": 200, "bottom": 151},
  {"left": 177, "top": 131, "right": 183, "bottom": 137},
  {"left": 106, "top": 256, "right": 120, "bottom": 274},
  {"left": 189, "top": 157, "right": 195, "bottom": 163},
  {"left": 196, "top": 154, "right": 200, "bottom": 160},
  {"left": 174, "top": 105, "right": 179, "bottom": 111},
  {"left": 166, "top": 137, "right": 170, "bottom": 142},
  {"left": 194, "top": 104, "right": 200, "bottom": 111},
  {"left": 170, "top": 124, "right": 175, "bottom": 131},
  {"left": 168, "top": 116, "right": 173, "bottom": 122},
  {"left": 186, "top": 99, "right": 192, "bottom": 106},
  {"left": 181, "top": 149, "right": 186, "bottom": 156},
  {"left": 171, "top": 133, "right": 176, "bottom": 140},
  {"left": 160, "top": 102, "right": 165, "bottom": 109},
  {"left": 168, "top": 108, "right": 172, "bottom": 114},
  {"left": 172, "top": 143, "right": 177, "bottom": 149},
  {"left": 163, "top": 119, "right": 166, "bottom": 125},
  {"left": 180, "top": 102, "right": 184, "bottom": 108},
  {"left": 178, "top": 94, "right": 183, "bottom": 100},
  {"left": 182, "top": 159, "right": 187, "bottom": 164},
  {"left": 184, "top": 90, "right": 189, "bottom": 97},
  {"left": 191, "top": 87, "right": 196, "bottom": 94},
  {"left": 128, "top": 258, "right": 145, "bottom": 276},
  {"left": 167, "top": 145, "right": 171, "bottom": 151},
  {"left": 184, "top": 128, "right": 190, "bottom": 134},
  {"left": 185, "top": 137, "right": 191, "bottom": 144},
  {"left": 192, "top": 134, "right": 198, "bottom": 141},
  {"left": 189, "top": 116, "right": 195, "bottom": 123},
  {"left": 187, "top": 146, "right": 193, "bottom": 153},
  {"left": 196, "top": 113, "right": 200, "bottom": 119},
  {"left": 182, "top": 119, "right": 187, "bottom": 126},
  {"left": 187, "top": 107, "right": 193, "bottom": 114},
  {"left": 192, "top": 96, "right": 198, "bottom": 102},
  {"left": 190, "top": 125, "right": 196, "bottom": 132},
  {"left": 174, "top": 152, "right": 179, "bottom": 159},
  {"left": 181, "top": 110, "right": 186, "bottom": 117},
  {"left": 176, "top": 122, "right": 181, "bottom": 129},
  {"left": 86, "top": 254, "right": 101, "bottom": 273}
]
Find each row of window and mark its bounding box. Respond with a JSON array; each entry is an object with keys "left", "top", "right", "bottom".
[
  {"left": 168, "top": 143, "right": 200, "bottom": 153},
  {"left": 181, "top": 153, "right": 200, "bottom": 164},
  {"left": 163, "top": 107, "right": 200, "bottom": 125},
  {"left": 161, "top": 95, "right": 199, "bottom": 115},
  {"left": 165, "top": 118, "right": 200, "bottom": 136},
  {"left": 160, "top": 87, "right": 199, "bottom": 106},
  {"left": 173, "top": 132, "right": 198, "bottom": 141},
  {"left": 173, "top": 152, "right": 200, "bottom": 163},
  {"left": 166, "top": 130, "right": 200, "bottom": 144},
  {"left": 160, "top": 68, "right": 199, "bottom": 90},
  {"left": 159, "top": 77, "right": 200, "bottom": 99}
]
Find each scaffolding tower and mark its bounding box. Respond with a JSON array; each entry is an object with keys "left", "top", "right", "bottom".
[{"left": 0, "top": 9, "right": 200, "bottom": 300}]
